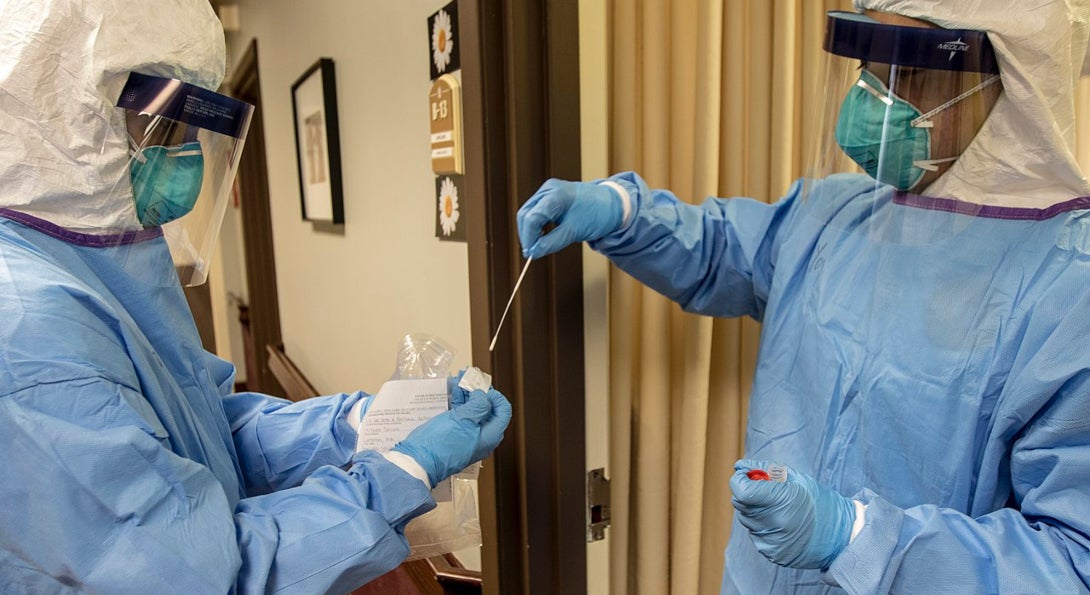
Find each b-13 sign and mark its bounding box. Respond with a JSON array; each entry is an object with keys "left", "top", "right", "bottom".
[{"left": 429, "top": 74, "right": 462, "bottom": 175}]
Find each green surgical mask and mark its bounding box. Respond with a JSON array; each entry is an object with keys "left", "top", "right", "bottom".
[
  {"left": 130, "top": 141, "right": 204, "bottom": 227},
  {"left": 835, "top": 69, "right": 932, "bottom": 191},
  {"left": 835, "top": 69, "right": 999, "bottom": 192}
]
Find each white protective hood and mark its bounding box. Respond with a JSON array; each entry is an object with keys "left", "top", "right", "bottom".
[
  {"left": 856, "top": 0, "right": 1090, "bottom": 208},
  {"left": 0, "top": 0, "right": 225, "bottom": 233}
]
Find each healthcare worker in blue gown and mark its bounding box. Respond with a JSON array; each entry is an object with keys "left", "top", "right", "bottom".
[
  {"left": 0, "top": 1, "right": 511, "bottom": 593},
  {"left": 519, "top": 2, "right": 1090, "bottom": 593}
]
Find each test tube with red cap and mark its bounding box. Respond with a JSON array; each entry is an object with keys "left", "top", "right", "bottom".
[{"left": 747, "top": 464, "right": 787, "bottom": 482}]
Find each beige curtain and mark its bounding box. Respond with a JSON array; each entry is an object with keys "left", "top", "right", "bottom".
[{"left": 606, "top": 2, "right": 851, "bottom": 594}]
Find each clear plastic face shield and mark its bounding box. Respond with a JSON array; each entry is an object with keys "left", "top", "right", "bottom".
[
  {"left": 803, "top": 11, "right": 1002, "bottom": 243},
  {"left": 118, "top": 73, "right": 254, "bottom": 286}
]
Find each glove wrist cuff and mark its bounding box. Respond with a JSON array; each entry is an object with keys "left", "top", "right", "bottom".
[
  {"left": 598, "top": 180, "right": 632, "bottom": 230},
  {"left": 383, "top": 449, "right": 433, "bottom": 488},
  {"left": 816, "top": 491, "right": 858, "bottom": 570}
]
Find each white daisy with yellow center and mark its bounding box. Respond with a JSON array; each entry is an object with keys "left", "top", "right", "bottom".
[
  {"left": 438, "top": 176, "right": 460, "bottom": 236},
  {"left": 432, "top": 9, "right": 454, "bottom": 73}
]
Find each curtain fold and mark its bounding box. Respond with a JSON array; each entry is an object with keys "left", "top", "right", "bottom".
[
  {"left": 607, "top": 0, "right": 637, "bottom": 592},
  {"left": 606, "top": 2, "right": 852, "bottom": 593}
]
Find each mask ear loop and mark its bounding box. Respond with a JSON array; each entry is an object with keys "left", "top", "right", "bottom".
[
  {"left": 128, "top": 133, "right": 149, "bottom": 164},
  {"left": 127, "top": 112, "right": 165, "bottom": 163},
  {"left": 135, "top": 113, "right": 164, "bottom": 145},
  {"left": 855, "top": 73, "right": 895, "bottom": 106},
  {"left": 911, "top": 75, "right": 1001, "bottom": 129},
  {"left": 911, "top": 74, "right": 1001, "bottom": 171}
]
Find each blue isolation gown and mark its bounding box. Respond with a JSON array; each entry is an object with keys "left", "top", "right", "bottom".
[
  {"left": 591, "top": 172, "right": 1090, "bottom": 594},
  {"left": 0, "top": 210, "right": 434, "bottom": 594}
]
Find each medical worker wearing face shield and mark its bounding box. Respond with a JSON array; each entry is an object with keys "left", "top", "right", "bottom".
[
  {"left": 519, "top": 1, "right": 1090, "bottom": 593},
  {"left": 0, "top": 1, "right": 510, "bottom": 593}
]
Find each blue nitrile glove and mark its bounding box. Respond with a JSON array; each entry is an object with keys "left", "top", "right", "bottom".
[
  {"left": 517, "top": 178, "right": 624, "bottom": 259},
  {"left": 729, "top": 459, "right": 855, "bottom": 570},
  {"left": 392, "top": 387, "right": 512, "bottom": 487}
]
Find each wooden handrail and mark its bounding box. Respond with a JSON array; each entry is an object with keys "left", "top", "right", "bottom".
[
  {"left": 429, "top": 553, "right": 483, "bottom": 588},
  {"left": 265, "top": 343, "right": 319, "bottom": 401}
]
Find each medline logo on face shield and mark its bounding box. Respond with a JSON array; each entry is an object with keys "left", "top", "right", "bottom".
[{"left": 937, "top": 38, "right": 970, "bottom": 61}]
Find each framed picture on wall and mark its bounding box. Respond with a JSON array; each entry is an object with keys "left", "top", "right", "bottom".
[{"left": 291, "top": 57, "right": 344, "bottom": 224}]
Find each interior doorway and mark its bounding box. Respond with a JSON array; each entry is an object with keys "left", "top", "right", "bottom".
[{"left": 228, "top": 39, "right": 286, "bottom": 397}]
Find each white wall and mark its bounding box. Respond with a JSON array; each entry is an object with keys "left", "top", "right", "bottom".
[{"left": 217, "top": 0, "right": 473, "bottom": 395}]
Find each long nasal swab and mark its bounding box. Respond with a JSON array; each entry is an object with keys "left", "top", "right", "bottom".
[{"left": 489, "top": 256, "right": 533, "bottom": 352}]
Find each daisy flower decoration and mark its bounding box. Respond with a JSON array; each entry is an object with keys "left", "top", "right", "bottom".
[
  {"left": 438, "top": 177, "right": 460, "bottom": 236},
  {"left": 432, "top": 9, "right": 454, "bottom": 74}
]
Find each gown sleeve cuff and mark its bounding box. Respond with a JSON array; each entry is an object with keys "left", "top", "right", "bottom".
[
  {"left": 824, "top": 489, "right": 903, "bottom": 594},
  {"left": 350, "top": 450, "right": 435, "bottom": 529}
]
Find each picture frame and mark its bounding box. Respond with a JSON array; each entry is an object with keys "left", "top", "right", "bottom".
[{"left": 291, "top": 57, "right": 344, "bottom": 224}]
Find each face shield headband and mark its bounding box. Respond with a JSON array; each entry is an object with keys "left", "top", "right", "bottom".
[
  {"left": 117, "top": 72, "right": 254, "bottom": 286},
  {"left": 824, "top": 12, "right": 999, "bottom": 76}
]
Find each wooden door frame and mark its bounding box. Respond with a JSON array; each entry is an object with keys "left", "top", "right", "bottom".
[
  {"left": 230, "top": 39, "right": 286, "bottom": 398},
  {"left": 460, "top": 1, "right": 587, "bottom": 593}
]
